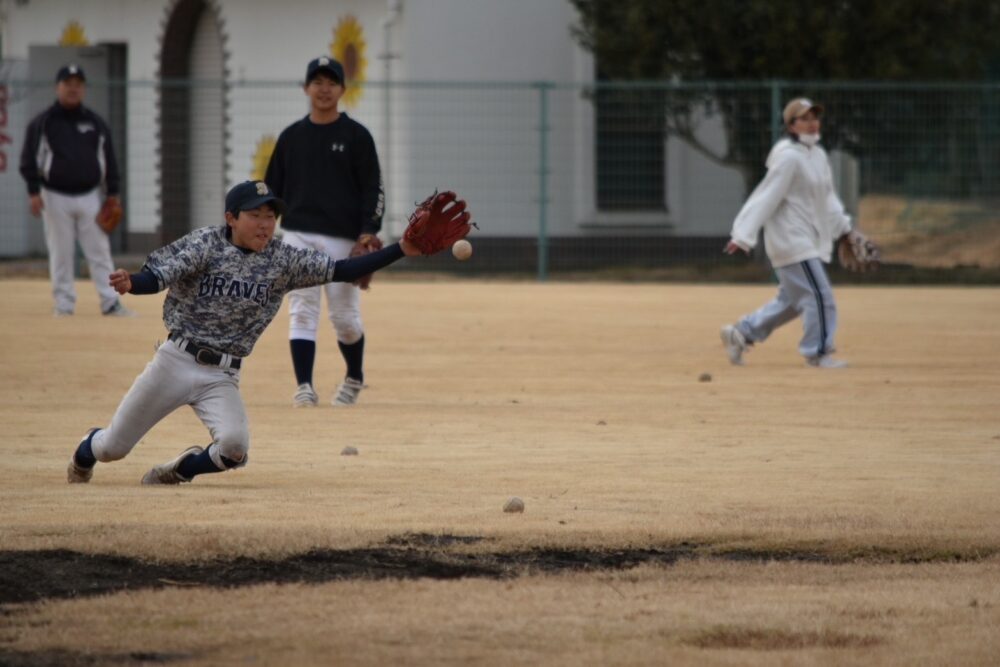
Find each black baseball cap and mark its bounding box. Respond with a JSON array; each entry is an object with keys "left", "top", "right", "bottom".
[
  {"left": 56, "top": 64, "right": 86, "bottom": 83},
  {"left": 305, "top": 56, "right": 345, "bottom": 85},
  {"left": 225, "top": 181, "right": 285, "bottom": 216}
]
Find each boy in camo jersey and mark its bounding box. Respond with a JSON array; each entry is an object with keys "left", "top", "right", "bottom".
[{"left": 66, "top": 180, "right": 428, "bottom": 485}]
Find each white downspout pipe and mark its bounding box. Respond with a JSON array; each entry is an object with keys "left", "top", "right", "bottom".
[{"left": 379, "top": 0, "right": 402, "bottom": 230}]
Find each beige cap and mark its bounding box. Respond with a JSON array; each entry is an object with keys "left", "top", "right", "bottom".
[{"left": 783, "top": 98, "right": 824, "bottom": 125}]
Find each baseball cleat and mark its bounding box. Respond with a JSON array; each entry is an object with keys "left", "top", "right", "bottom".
[
  {"left": 332, "top": 377, "right": 364, "bottom": 406},
  {"left": 141, "top": 446, "right": 203, "bottom": 485},
  {"left": 720, "top": 324, "right": 750, "bottom": 366},
  {"left": 67, "top": 459, "right": 93, "bottom": 483},
  {"left": 806, "top": 355, "right": 848, "bottom": 369},
  {"left": 293, "top": 382, "right": 319, "bottom": 407},
  {"left": 67, "top": 428, "right": 100, "bottom": 484}
]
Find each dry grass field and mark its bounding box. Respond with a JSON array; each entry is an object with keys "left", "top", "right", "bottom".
[{"left": 1, "top": 277, "right": 999, "bottom": 666}]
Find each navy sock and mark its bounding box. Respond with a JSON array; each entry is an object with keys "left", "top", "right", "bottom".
[
  {"left": 338, "top": 336, "right": 365, "bottom": 383},
  {"left": 73, "top": 429, "right": 98, "bottom": 469},
  {"left": 290, "top": 339, "right": 316, "bottom": 386},
  {"left": 177, "top": 447, "right": 224, "bottom": 480}
]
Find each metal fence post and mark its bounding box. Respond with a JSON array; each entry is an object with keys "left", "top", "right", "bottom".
[
  {"left": 536, "top": 81, "right": 552, "bottom": 281},
  {"left": 770, "top": 79, "right": 783, "bottom": 145}
]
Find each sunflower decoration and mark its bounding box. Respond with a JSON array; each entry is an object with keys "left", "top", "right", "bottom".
[
  {"left": 250, "top": 135, "right": 277, "bottom": 181},
  {"left": 329, "top": 15, "right": 368, "bottom": 108},
  {"left": 59, "top": 20, "right": 89, "bottom": 46}
]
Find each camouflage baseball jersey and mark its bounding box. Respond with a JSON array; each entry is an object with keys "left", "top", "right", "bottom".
[{"left": 143, "top": 226, "right": 335, "bottom": 358}]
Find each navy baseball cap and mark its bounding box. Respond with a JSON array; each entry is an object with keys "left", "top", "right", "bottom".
[
  {"left": 225, "top": 181, "right": 285, "bottom": 216},
  {"left": 305, "top": 56, "right": 344, "bottom": 84},
  {"left": 56, "top": 64, "right": 86, "bottom": 82}
]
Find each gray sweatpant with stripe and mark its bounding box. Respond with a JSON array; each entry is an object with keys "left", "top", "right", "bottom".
[{"left": 735, "top": 257, "right": 837, "bottom": 358}]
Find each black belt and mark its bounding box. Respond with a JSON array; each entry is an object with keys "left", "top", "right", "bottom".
[{"left": 169, "top": 334, "right": 242, "bottom": 369}]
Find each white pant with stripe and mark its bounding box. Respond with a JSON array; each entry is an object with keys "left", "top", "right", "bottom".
[{"left": 736, "top": 257, "right": 838, "bottom": 358}]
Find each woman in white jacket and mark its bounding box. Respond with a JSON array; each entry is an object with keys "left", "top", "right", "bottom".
[{"left": 720, "top": 98, "right": 852, "bottom": 368}]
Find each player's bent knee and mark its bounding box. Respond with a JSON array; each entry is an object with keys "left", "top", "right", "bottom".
[
  {"left": 210, "top": 439, "right": 249, "bottom": 470},
  {"left": 330, "top": 315, "right": 363, "bottom": 343},
  {"left": 92, "top": 430, "right": 137, "bottom": 462}
]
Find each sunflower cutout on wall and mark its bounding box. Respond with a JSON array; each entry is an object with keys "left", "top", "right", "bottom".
[
  {"left": 250, "top": 135, "right": 277, "bottom": 181},
  {"left": 59, "top": 20, "right": 89, "bottom": 46},
  {"left": 330, "top": 15, "right": 368, "bottom": 108}
]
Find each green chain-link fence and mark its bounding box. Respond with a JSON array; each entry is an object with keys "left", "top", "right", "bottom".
[{"left": 3, "top": 78, "right": 999, "bottom": 281}]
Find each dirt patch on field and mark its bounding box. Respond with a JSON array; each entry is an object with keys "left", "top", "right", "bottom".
[
  {"left": 0, "top": 541, "right": 698, "bottom": 606},
  {"left": 685, "top": 626, "right": 883, "bottom": 650},
  {"left": 0, "top": 649, "right": 191, "bottom": 667},
  {"left": 2, "top": 536, "right": 994, "bottom": 607}
]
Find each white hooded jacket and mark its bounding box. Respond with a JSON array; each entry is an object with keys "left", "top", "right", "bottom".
[{"left": 729, "top": 138, "right": 852, "bottom": 268}]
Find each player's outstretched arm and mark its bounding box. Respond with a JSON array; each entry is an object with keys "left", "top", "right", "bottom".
[
  {"left": 321, "top": 190, "right": 472, "bottom": 286},
  {"left": 331, "top": 243, "right": 407, "bottom": 284},
  {"left": 399, "top": 238, "right": 421, "bottom": 256}
]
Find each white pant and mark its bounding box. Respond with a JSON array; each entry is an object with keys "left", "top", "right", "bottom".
[
  {"left": 281, "top": 230, "right": 363, "bottom": 343},
  {"left": 40, "top": 187, "right": 119, "bottom": 313},
  {"left": 90, "top": 340, "right": 249, "bottom": 470},
  {"left": 736, "top": 258, "right": 838, "bottom": 358}
]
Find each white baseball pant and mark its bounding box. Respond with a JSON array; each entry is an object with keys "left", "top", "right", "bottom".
[
  {"left": 281, "top": 230, "right": 363, "bottom": 343},
  {"left": 89, "top": 340, "right": 249, "bottom": 470},
  {"left": 40, "top": 187, "right": 119, "bottom": 313}
]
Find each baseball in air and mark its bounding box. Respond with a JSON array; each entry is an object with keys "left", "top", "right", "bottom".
[
  {"left": 452, "top": 239, "right": 473, "bottom": 261},
  {"left": 503, "top": 496, "right": 525, "bottom": 513}
]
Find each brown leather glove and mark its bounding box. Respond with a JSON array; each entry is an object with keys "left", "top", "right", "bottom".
[{"left": 96, "top": 197, "right": 123, "bottom": 234}]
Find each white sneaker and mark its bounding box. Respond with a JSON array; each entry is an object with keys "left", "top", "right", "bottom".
[
  {"left": 103, "top": 301, "right": 136, "bottom": 317},
  {"left": 53, "top": 308, "right": 74, "bottom": 318},
  {"left": 332, "top": 377, "right": 364, "bottom": 406},
  {"left": 720, "top": 325, "right": 750, "bottom": 366},
  {"left": 67, "top": 428, "right": 100, "bottom": 484},
  {"left": 806, "top": 355, "right": 848, "bottom": 369},
  {"left": 141, "top": 446, "right": 202, "bottom": 485},
  {"left": 293, "top": 382, "right": 319, "bottom": 407}
]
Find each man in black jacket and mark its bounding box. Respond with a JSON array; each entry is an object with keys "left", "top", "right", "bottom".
[
  {"left": 265, "top": 57, "right": 384, "bottom": 407},
  {"left": 19, "top": 64, "right": 132, "bottom": 317}
]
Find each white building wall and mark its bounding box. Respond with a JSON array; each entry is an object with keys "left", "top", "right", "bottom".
[
  {"left": 398, "top": 0, "right": 588, "bottom": 237},
  {"left": 6, "top": 0, "right": 715, "bottom": 243},
  {"left": 1, "top": 0, "right": 165, "bottom": 238},
  {"left": 188, "top": 6, "right": 225, "bottom": 231},
  {"left": 666, "top": 112, "right": 746, "bottom": 236},
  {"left": 0, "top": 60, "right": 33, "bottom": 255}
]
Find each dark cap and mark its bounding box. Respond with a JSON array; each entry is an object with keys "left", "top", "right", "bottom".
[
  {"left": 305, "top": 56, "right": 345, "bottom": 85},
  {"left": 56, "top": 64, "right": 86, "bottom": 83},
  {"left": 225, "top": 181, "right": 285, "bottom": 216}
]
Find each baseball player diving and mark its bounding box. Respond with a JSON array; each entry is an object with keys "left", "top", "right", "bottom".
[{"left": 67, "top": 181, "right": 471, "bottom": 485}]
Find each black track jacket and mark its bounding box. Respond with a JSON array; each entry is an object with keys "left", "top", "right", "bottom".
[{"left": 20, "top": 101, "right": 119, "bottom": 196}]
